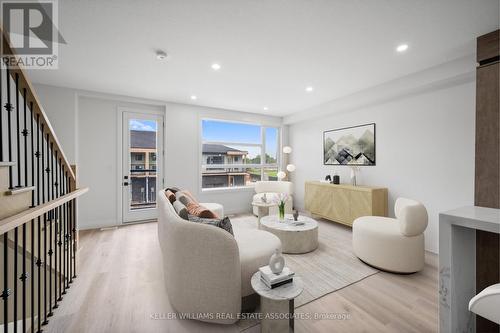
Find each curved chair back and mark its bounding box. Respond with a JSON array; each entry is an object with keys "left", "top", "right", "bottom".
[
  {"left": 255, "top": 181, "right": 293, "bottom": 194},
  {"left": 394, "top": 198, "right": 428, "bottom": 236},
  {"left": 157, "top": 191, "right": 241, "bottom": 323}
]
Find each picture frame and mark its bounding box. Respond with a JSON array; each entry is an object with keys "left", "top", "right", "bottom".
[{"left": 323, "top": 123, "right": 376, "bottom": 166}]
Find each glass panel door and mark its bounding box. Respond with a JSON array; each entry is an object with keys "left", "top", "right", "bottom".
[{"left": 122, "top": 111, "right": 164, "bottom": 223}]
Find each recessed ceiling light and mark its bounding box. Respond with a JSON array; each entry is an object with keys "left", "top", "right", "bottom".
[
  {"left": 211, "top": 63, "right": 221, "bottom": 71},
  {"left": 263, "top": 106, "right": 269, "bottom": 111},
  {"left": 190, "top": 95, "right": 197, "bottom": 100},
  {"left": 396, "top": 44, "right": 409, "bottom": 53},
  {"left": 305, "top": 86, "right": 314, "bottom": 92},
  {"left": 156, "top": 50, "right": 167, "bottom": 60}
]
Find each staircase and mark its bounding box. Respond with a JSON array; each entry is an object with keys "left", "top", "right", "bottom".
[{"left": 0, "top": 28, "right": 88, "bottom": 333}]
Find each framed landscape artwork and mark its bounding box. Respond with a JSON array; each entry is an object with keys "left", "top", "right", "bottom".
[{"left": 323, "top": 123, "right": 376, "bottom": 165}]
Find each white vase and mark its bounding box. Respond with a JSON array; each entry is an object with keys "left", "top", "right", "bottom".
[{"left": 269, "top": 248, "right": 285, "bottom": 274}]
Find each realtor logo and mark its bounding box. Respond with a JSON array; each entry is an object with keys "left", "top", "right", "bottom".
[{"left": 1, "top": 0, "right": 62, "bottom": 69}]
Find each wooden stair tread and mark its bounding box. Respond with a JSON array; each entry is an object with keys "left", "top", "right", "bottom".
[
  {"left": 0, "top": 161, "right": 15, "bottom": 167},
  {"left": 6, "top": 186, "right": 36, "bottom": 195}
]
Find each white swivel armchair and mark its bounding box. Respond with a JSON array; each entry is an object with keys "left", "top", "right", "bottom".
[
  {"left": 252, "top": 181, "right": 293, "bottom": 216},
  {"left": 352, "top": 198, "right": 428, "bottom": 273}
]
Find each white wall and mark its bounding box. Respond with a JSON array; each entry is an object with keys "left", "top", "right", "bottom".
[
  {"left": 34, "top": 85, "right": 78, "bottom": 163},
  {"left": 288, "top": 81, "right": 475, "bottom": 253},
  {"left": 35, "top": 84, "right": 283, "bottom": 230}
]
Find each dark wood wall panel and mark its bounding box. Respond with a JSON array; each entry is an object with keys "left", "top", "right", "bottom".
[
  {"left": 475, "top": 30, "right": 500, "bottom": 333},
  {"left": 475, "top": 62, "right": 500, "bottom": 208},
  {"left": 477, "top": 30, "right": 500, "bottom": 63}
]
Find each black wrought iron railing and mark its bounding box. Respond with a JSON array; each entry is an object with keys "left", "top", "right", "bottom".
[{"left": 0, "top": 27, "right": 87, "bottom": 333}]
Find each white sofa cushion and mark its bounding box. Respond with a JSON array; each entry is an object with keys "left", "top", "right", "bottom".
[
  {"left": 394, "top": 198, "right": 428, "bottom": 236},
  {"left": 255, "top": 181, "right": 293, "bottom": 195},
  {"left": 233, "top": 227, "right": 281, "bottom": 296}
]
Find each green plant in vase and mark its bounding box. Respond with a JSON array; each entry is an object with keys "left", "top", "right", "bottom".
[{"left": 274, "top": 193, "right": 288, "bottom": 221}]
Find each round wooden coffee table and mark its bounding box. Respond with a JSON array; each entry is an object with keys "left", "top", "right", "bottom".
[{"left": 259, "top": 214, "right": 318, "bottom": 254}]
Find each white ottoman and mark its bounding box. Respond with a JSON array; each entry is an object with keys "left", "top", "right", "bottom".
[{"left": 352, "top": 198, "right": 428, "bottom": 273}]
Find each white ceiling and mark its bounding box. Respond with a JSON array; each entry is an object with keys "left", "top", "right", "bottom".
[{"left": 26, "top": 0, "right": 499, "bottom": 116}]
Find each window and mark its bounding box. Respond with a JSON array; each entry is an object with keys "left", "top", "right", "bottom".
[{"left": 201, "top": 119, "right": 280, "bottom": 190}]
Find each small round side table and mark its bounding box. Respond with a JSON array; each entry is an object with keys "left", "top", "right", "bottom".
[
  {"left": 251, "top": 201, "right": 277, "bottom": 224},
  {"left": 251, "top": 272, "right": 303, "bottom": 333}
]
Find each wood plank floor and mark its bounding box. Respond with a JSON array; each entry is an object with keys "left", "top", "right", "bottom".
[
  {"left": 44, "top": 217, "right": 438, "bottom": 333},
  {"left": 295, "top": 252, "right": 438, "bottom": 333}
]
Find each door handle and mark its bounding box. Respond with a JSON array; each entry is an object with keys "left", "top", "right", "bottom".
[{"left": 123, "top": 182, "right": 129, "bottom": 186}]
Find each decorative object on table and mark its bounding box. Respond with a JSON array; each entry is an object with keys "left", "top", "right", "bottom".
[
  {"left": 268, "top": 249, "right": 285, "bottom": 274},
  {"left": 260, "top": 264, "right": 294, "bottom": 288},
  {"left": 293, "top": 210, "right": 299, "bottom": 221},
  {"left": 291, "top": 221, "right": 305, "bottom": 226},
  {"left": 325, "top": 175, "right": 332, "bottom": 182},
  {"left": 273, "top": 193, "right": 289, "bottom": 221},
  {"left": 333, "top": 172, "right": 340, "bottom": 184},
  {"left": 261, "top": 193, "right": 267, "bottom": 203},
  {"left": 323, "top": 123, "right": 376, "bottom": 165}
]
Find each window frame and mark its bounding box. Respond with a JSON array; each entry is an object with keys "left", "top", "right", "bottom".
[{"left": 200, "top": 118, "right": 281, "bottom": 192}]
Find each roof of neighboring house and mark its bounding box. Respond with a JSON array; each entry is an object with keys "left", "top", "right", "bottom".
[
  {"left": 202, "top": 144, "right": 246, "bottom": 155},
  {"left": 130, "top": 130, "right": 156, "bottom": 149}
]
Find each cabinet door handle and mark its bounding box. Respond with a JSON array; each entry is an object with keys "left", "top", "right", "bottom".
[{"left": 123, "top": 182, "right": 129, "bottom": 186}]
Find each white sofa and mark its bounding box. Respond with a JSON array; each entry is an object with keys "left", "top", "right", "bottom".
[
  {"left": 352, "top": 198, "right": 428, "bottom": 273},
  {"left": 252, "top": 181, "right": 293, "bottom": 216},
  {"left": 157, "top": 190, "right": 281, "bottom": 324}
]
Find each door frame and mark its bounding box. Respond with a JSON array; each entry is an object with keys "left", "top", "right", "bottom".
[{"left": 116, "top": 107, "right": 165, "bottom": 224}]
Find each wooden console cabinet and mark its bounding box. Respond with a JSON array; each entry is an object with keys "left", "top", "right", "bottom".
[{"left": 304, "top": 181, "right": 388, "bottom": 227}]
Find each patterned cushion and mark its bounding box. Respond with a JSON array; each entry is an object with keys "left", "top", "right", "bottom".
[
  {"left": 186, "top": 202, "right": 218, "bottom": 218},
  {"left": 165, "top": 190, "right": 176, "bottom": 203},
  {"left": 176, "top": 190, "right": 197, "bottom": 206},
  {"left": 188, "top": 215, "right": 234, "bottom": 236},
  {"left": 172, "top": 200, "right": 188, "bottom": 220},
  {"left": 178, "top": 190, "right": 199, "bottom": 204}
]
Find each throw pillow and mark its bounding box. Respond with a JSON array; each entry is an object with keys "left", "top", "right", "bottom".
[
  {"left": 165, "top": 190, "right": 176, "bottom": 203},
  {"left": 179, "top": 190, "right": 199, "bottom": 204},
  {"left": 166, "top": 187, "right": 181, "bottom": 193},
  {"left": 176, "top": 191, "right": 194, "bottom": 206},
  {"left": 172, "top": 200, "right": 188, "bottom": 220},
  {"left": 186, "top": 202, "right": 218, "bottom": 219},
  {"left": 188, "top": 215, "right": 234, "bottom": 236}
]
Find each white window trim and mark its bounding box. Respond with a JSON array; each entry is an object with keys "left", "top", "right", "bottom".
[{"left": 199, "top": 118, "right": 281, "bottom": 193}]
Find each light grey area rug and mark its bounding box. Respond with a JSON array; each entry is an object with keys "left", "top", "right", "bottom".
[{"left": 231, "top": 214, "right": 379, "bottom": 331}]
